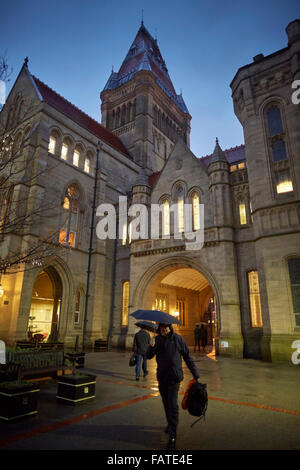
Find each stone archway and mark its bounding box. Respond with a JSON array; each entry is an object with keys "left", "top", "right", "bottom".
[
  {"left": 130, "top": 256, "right": 221, "bottom": 352},
  {"left": 28, "top": 267, "right": 62, "bottom": 342}
]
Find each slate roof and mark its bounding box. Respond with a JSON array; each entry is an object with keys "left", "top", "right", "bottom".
[
  {"left": 103, "top": 22, "right": 189, "bottom": 115},
  {"left": 31, "top": 75, "right": 132, "bottom": 160},
  {"left": 199, "top": 144, "right": 246, "bottom": 167},
  {"left": 148, "top": 144, "right": 246, "bottom": 187}
]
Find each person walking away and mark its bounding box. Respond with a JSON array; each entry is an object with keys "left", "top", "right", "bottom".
[
  {"left": 194, "top": 324, "right": 200, "bottom": 352},
  {"left": 133, "top": 326, "right": 150, "bottom": 381},
  {"left": 147, "top": 323, "right": 200, "bottom": 450},
  {"left": 199, "top": 324, "right": 207, "bottom": 352}
]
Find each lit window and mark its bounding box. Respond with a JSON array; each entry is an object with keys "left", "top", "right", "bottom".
[
  {"left": 61, "top": 143, "right": 68, "bottom": 160},
  {"left": 59, "top": 230, "right": 76, "bottom": 247},
  {"left": 288, "top": 258, "right": 300, "bottom": 326},
  {"left": 60, "top": 184, "right": 79, "bottom": 248},
  {"left": 128, "top": 222, "right": 132, "bottom": 244},
  {"left": 192, "top": 193, "right": 200, "bottom": 230},
  {"left": 276, "top": 171, "right": 293, "bottom": 194},
  {"left": 239, "top": 203, "right": 247, "bottom": 225},
  {"left": 63, "top": 197, "right": 69, "bottom": 210},
  {"left": 122, "top": 282, "right": 130, "bottom": 326},
  {"left": 74, "top": 290, "right": 81, "bottom": 324},
  {"left": 48, "top": 136, "right": 56, "bottom": 154},
  {"left": 176, "top": 298, "right": 185, "bottom": 326},
  {"left": 84, "top": 157, "right": 90, "bottom": 173},
  {"left": 238, "top": 162, "right": 245, "bottom": 170},
  {"left": 230, "top": 165, "right": 237, "bottom": 172},
  {"left": 122, "top": 223, "right": 127, "bottom": 245},
  {"left": 155, "top": 294, "right": 169, "bottom": 313},
  {"left": 73, "top": 150, "right": 79, "bottom": 167},
  {"left": 177, "top": 187, "right": 184, "bottom": 233},
  {"left": 163, "top": 200, "right": 170, "bottom": 236},
  {"left": 248, "top": 271, "right": 263, "bottom": 327}
]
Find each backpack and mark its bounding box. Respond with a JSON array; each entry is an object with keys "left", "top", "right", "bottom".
[{"left": 186, "top": 381, "right": 208, "bottom": 427}]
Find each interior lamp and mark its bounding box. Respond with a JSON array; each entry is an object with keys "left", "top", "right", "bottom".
[
  {"left": 173, "top": 311, "right": 179, "bottom": 317},
  {"left": 0, "top": 284, "right": 4, "bottom": 297}
]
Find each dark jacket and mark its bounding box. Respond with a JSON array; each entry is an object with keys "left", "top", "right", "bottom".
[
  {"left": 146, "top": 330, "right": 200, "bottom": 383},
  {"left": 133, "top": 329, "right": 150, "bottom": 355},
  {"left": 194, "top": 327, "right": 200, "bottom": 340}
]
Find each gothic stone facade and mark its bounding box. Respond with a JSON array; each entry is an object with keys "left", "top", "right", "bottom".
[{"left": 0, "top": 20, "right": 299, "bottom": 363}]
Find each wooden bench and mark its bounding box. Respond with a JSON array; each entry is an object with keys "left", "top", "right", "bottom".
[{"left": 6, "top": 350, "right": 69, "bottom": 380}]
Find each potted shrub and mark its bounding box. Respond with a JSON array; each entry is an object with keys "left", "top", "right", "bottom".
[
  {"left": 0, "top": 380, "right": 40, "bottom": 421},
  {"left": 65, "top": 351, "right": 85, "bottom": 369},
  {"left": 56, "top": 372, "right": 96, "bottom": 406}
]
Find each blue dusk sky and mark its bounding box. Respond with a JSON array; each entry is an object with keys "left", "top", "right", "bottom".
[{"left": 1, "top": 0, "right": 299, "bottom": 157}]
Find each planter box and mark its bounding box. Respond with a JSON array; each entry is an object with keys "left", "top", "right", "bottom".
[
  {"left": 65, "top": 352, "right": 85, "bottom": 369},
  {"left": 0, "top": 382, "right": 40, "bottom": 421},
  {"left": 56, "top": 374, "right": 96, "bottom": 405}
]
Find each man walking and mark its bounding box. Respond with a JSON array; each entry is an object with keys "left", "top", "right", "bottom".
[
  {"left": 133, "top": 325, "right": 150, "bottom": 381},
  {"left": 147, "top": 323, "right": 200, "bottom": 450},
  {"left": 194, "top": 324, "right": 200, "bottom": 352},
  {"left": 199, "top": 324, "right": 207, "bottom": 352}
]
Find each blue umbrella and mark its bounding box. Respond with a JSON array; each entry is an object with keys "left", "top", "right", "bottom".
[
  {"left": 134, "top": 320, "right": 158, "bottom": 333},
  {"left": 130, "top": 309, "right": 181, "bottom": 326}
]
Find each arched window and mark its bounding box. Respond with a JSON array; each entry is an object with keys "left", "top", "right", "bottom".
[
  {"left": 6, "top": 107, "right": 14, "bottom": 130},
  {"left": 239, "top": 201, "right": 247, "bottom": 225},
  {"left": 48, "top": 136, "right": 56, "bottom": 154},
  {"left": 61, "top": 141, "right": 69, "bottom": 160},
  {"left": 192, "top": 192, "right": 200, "bottom": 231},
  {"left": 0, "top": 185, "right": 13, "bottom": 234},
  {"left": 74, "top": 290, "right": 81, "bottom": 324},
  {"left": 84, "top": 157, "right": 90, "bottom": 173},
  {"left": 163, "top": 199, "right": 170, "bottom": 236},
  {"left": 12, "top": 132, "right": 22, "bottom": 155},
  {"left": 177, "top": 187, "right": 184, "bottom": 233},
  {"left": 59, "top": 184, "right": 80, "bottom": 248},
  {"left": 122, "top": 281, "right": 130, "bottom": 326},
  {"left": 266, "top": 106, "right": 283, "bottom": 136},
  {"left": 73, "top": 145, "right": 82, "bottom": 167},
  {"left": 265, "top": 104, "right": 293, "bottom": 195},
  {"left": 288, "top": 258, "right": 300, "bottom": 326}
]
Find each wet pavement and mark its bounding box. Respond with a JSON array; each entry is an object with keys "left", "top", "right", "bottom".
[{"left": 0, "top": 350, "right": 299, "bottom": 452}]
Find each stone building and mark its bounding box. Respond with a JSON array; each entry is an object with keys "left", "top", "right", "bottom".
[{"left": 0, "top": 20, "right": 299, "bottom": 362}]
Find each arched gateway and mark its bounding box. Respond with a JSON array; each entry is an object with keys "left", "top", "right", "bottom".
[{"left": 128, "top": 257, "right": 221, "bottom": 353}]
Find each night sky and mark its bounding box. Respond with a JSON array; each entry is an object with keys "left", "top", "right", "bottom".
[{"left": 1, "top": 0, "right": 299, "bottom": 156}]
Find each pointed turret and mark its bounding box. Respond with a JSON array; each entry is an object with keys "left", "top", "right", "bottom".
[
  {"left": 208, "top": 138, "right": 233, "bottom": 227},
  {"left": 100, "top": 23, "right": 192, "bottom": 172},
  {"left": 209, "top": 138, "right": 228, "bottom": 164}
]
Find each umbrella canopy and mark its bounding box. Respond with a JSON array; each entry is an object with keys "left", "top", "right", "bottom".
[
  {"left": 134, "top": 320, "right": 158, "bottom": 333},
  {"left": 130, "top": 309, "right": 181, "bottom": 326}
]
